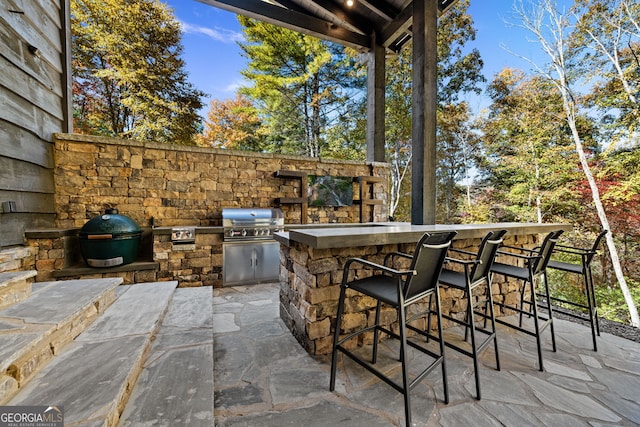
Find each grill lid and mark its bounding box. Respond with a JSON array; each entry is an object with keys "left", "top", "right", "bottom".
[
  {"left": 79, "top": 209, "right": 142, "bottom": 239},
  {"left": 222, "top": 208, "right": 284, "bottom": 223},
  {"left": 222, "top": 208, "right": 284, "bottom": 240}
]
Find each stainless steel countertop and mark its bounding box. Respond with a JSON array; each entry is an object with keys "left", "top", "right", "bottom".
[{"left": 274, "top": 222, "right": 572, "bottom": 249}]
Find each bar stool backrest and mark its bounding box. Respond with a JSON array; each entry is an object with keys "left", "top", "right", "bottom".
[
  {"left": 404, "top": 231, "right": 457, "bottom": 301},
  {"left": 586, "top": 230, "right": 608, "bottom": 266},
  {"left": 470, "top": 229, "right": 508, "bottom": 283},
  {"left": 532, "top": 230, "right": 564, "bottom": 276}
]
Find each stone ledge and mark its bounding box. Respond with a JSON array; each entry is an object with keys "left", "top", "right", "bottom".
[
  {"left": 52, "top": 261, "right": 159, "bottom": 278},
  {"left": 0, "top": 271, "right": 37, "bottom": 310},
  {"left": 25, "top": 228, "right": 79, "bottom": 239}
]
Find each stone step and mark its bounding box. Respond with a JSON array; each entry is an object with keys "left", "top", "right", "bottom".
[
  {"left": 0, "top": 270, "right": 37, "bottom": 310},
  {"left": 0, "top": 277, "right": 122, "bottom": 403},
  {"left": 118, "top": 286, "right": 213, "bottom": 426},
  {"left": 8, "top": 280, "right": 178, "bottom": 426}
]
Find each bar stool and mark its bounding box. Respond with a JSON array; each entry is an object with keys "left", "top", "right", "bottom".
[
  {"left": 330, "top": 231, "right": 457, "bottom": 427},
  {"left": 546, "top": 230, "right": 607, "bottom": 351},
  {"left": 438, "top": 229, "right": 507, "bottom": 400},
  {"left": 490, "top": 230, "right": 563, "bottom": 371}
]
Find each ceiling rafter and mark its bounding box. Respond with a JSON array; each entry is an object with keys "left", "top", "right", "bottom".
[
  {"left": 200, "top": 0, "right": 371, "bottom": 49},
  {"left": 198, "top": 0, "right": 461, "bottom": 52}
]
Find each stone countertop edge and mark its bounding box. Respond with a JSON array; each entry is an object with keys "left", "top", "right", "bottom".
[{"left": 273, "top": 222, "right": 572, "bottom": 249}]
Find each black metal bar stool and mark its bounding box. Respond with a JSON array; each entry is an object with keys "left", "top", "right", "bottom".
[
  {"left": 546, "top": 230, "right": 607, "bottom": 351},
  {"left": 490, "top": 230, "right": 563, "bottom": 371},
  {"left": 330, "top": 231, "right": 456, "bottom": 427},
  {"left": 438, "top": 229, "right": 507, "bottom": 400}
]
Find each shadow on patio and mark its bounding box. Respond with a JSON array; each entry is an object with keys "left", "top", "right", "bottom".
[{"left": 213, "top": 283, "right": 640, "bottom": 427}]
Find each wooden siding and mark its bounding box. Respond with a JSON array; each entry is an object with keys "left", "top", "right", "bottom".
[{"left": 0, "top": 0, "right": 64, "bottom": 246}]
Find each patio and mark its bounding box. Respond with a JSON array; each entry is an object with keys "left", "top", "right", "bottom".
[{"left": 213, "top": 282, "right": 640, "bottom": 427}]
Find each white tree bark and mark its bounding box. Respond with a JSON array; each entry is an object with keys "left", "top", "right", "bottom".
[
  {"left": 513, "top": 0, "right": 640, "bottom": 327},
  {"left": 577, "top": 0, "right": 638, "bottom": 107},
  {"left": 388, "top": 147, "right": 411, "bottom": 219}
]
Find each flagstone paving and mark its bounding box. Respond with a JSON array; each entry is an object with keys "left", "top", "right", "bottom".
[{"left": 213, "top": 283, "right": 640, "bottom": 426}]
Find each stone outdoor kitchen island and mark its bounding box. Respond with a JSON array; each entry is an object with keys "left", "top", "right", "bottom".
[{"left": 274, "top": 222, "right": 570, "bottom": 355}]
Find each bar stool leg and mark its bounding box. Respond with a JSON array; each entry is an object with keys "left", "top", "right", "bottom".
[
  {"left": 585, "top": 267, "right": 598, "bottom": 351},
  {"left": 542, "top": 272, "right": 557, "bottom": 352},
  {"left": 398, "top": 303, "right": 412, "bottom": 427},
  {"left": 330, "top": 285, "right": 347, "bottom": 391}
]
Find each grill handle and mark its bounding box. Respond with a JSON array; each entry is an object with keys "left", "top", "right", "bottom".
[{"left": 87, "top": 234, "right": 113, "bottom": 240}]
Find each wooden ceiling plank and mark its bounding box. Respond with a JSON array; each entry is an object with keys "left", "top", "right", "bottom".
[
  {"left": 304, "top": 0, "right": 375, "bottom": 35},
  {"left": 358, "top": 0, "right": 399, "bottom": 21}
]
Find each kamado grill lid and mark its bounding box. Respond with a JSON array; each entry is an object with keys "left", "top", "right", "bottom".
[{"left": 79, "top": 208, "right": 142, "bottom": 238}]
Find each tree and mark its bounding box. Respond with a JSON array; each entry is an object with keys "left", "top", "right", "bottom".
[
  {"left": 385, "top": 50, "right": 413, "bottom": 221},
  {"left": 237, "top": 17, "right": 366, "bottom": 157},
  {"left": 437, "top": 102, "right": 480, "bottom": 223},
  {"left": 198, "top": 95, "right": 265, "bottom": 150},
  {"left": 385, "top": 0, "right": 485, "bottom": 221},
  {"left": 480, "top": 69, "right": 585, "bottom": 223},
  {"left": 573, "top": 0, "right": 640, "bottom": 137},
  {"left": 512, "top": 0, "right": 639, "bottom": 327},
  {"left": 71, "top": 0, "right": 204, "bottom": 144}
]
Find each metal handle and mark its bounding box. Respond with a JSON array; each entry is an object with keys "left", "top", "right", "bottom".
[{"left": 87, "top": 234, "right": 113, "bottom": 240}]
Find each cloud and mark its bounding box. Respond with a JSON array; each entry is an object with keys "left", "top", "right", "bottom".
[
  {"left": 224, "top": 79, "right": 246, "bottom": 93},
  {"left": 179, "top": 20, "right": 244, "bottom": 43}
]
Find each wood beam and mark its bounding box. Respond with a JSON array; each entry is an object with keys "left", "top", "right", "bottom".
[
  {"left": 304, "top": 0, "right": 374, "bottom": 35},
  {"left": 411, "top": 0, "right": 438, "bottom": 225},
  {"left": 199, "top": 0, "right": 371, "bottom": 50},
  {"left": 380, "top": 3, "right": 412, "bottom": 50},
  {"left": 366, "top": 39, "right": 385, "bottom": 163}
]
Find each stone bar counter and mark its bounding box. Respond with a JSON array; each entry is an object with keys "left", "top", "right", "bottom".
[{"left": 274, "top": 222, "right": 571, "bottom": 355}]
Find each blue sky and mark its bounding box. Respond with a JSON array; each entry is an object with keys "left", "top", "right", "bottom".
[{"left": 164, "top": 0, "right": 568, "bottom": 116}]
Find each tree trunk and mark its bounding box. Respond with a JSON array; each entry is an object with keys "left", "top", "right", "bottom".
[
  {"left": 516, "top": 0, "right": 640, "bottom": 327},
  {"left": 563, "top": 97, "right": 640, "bottom": 327}
]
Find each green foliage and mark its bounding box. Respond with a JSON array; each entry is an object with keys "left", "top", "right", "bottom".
[
  {"left": 71, "top": 0, "right": 204, "bottom": 144},
  {"left": 386, "top": 0, "right": 485, "bottom": 220},
  {"left": 479, "top": 68, "right": 589, "bottom": 223},
  {"left": 572, "top": 0, "right": 640, "bottom": 136},
  {"left": 237, "top": 16, "right": 366, "bottom": 157},
  {"left": 595, "top": 279, "right": 640, "bottom": 325}
]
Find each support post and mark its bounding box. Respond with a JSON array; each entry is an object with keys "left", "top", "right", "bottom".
[
  {"left": 411, "top": 0, "right": 438, "bottom": 224},
  {"left": 366, "top": 40, "right": 386, "bottom": 163}
]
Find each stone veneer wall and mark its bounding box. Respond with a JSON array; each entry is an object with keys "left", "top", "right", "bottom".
[
  {"left": 53, "top": 133, "right": 389, "bottom": 227},
  {"left": 279, "top": 234, "right": 536, "bottom": 355},
  {"left": 0, "top": 247, "right": 36, "bottom": 274},
  {"left": 25, "top": 133, "right": 389, "bottom": 287}
]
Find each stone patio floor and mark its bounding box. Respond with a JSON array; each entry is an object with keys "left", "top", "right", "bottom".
[{"left": 212, "top": 283, "right": 640, "bottom": 426}]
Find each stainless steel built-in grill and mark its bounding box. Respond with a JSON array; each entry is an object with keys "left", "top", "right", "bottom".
[
  {"left": 222, "top": 208, "right": 284, "bottom": 286},
  {"left": 222, "top": 208, "right": 284, "bottom": 241}
]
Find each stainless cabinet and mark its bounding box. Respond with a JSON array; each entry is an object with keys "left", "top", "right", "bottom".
[{"left": 223, "top": 241, "right": 280, "bottom": 286}]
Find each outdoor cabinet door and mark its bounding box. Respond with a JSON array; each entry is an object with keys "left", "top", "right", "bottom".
[
  {"left": 223, "top": 241, "right": 280, "bottom": 286},
  {"left": 253, "top": 241, "right": 280, "bottom": 283},
  {"left": 223, "top": 242, "right": 255, "bottom": 286}
]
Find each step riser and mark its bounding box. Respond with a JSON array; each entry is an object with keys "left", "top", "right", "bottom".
[
  {"left": 1, "top": 288, "right": 117, "bottom": 403},
  {"left": 0, "top": 271, "right": 37, "bottom": 310},
  {"left": 8, "top": 281, "right": 178, "bottom": 426},
  {"left": 0, "top": 278, "right": 122, "bottom": 404}
]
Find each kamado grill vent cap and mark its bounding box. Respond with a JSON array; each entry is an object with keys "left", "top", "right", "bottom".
[{"left": 79, "top": 209, "right": 142, "bottom": 268}]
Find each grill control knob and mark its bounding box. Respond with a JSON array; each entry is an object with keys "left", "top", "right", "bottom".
[{"left": 241, "top": 229, "right": 247, "bottom": 237}]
